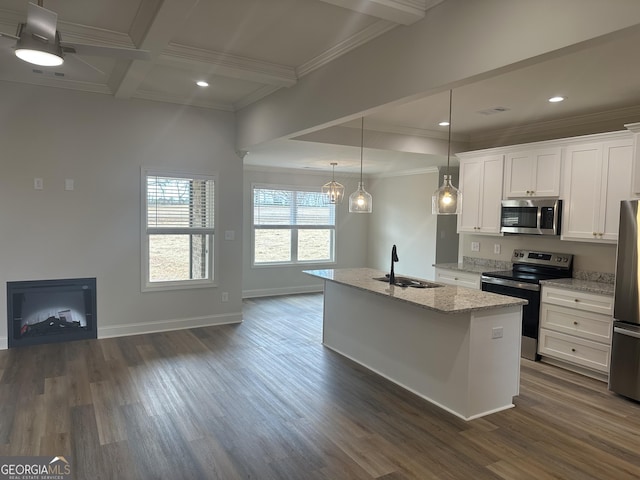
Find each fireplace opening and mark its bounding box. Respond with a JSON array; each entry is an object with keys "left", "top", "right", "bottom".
[{"left": 7, "top": 278, "right": 97, "bottom": 348}]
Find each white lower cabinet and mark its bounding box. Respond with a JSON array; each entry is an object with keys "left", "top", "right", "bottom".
[
  {"left": 434, "top": 268, "right": 480, "bottom": 290},
  {"left": 539, "top": 286, "right": 613, "bottom": 377}
]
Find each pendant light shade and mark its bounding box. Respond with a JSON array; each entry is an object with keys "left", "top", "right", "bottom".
[
  {"left": 349, "top": 118, "right": 373, "bottom": 213},
  {"left": 432, "top": 90, "right": 461, "bottom": 215},
  {"left": 322, "top": 162, "right": 345, "bottom": 205}
]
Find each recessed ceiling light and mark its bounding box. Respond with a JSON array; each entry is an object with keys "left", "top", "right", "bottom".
[
  {"left": 196, "top": 80, "right": 209, "bottom": 87},
  {"left": 548, "top": 96, "right": 565, "bottom": 103},
  {"left": 439, "top": 121, "right": 450, "bottom": 126}
]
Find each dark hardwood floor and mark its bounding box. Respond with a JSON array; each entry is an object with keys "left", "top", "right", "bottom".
[{"left": 1, "top": 293, "right": 639, "bottom": 479}]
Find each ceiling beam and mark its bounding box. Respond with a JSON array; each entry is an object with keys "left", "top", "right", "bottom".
[
  {"left": 317, "top": 0, "right": 435, "bottom": 25},
  {"left": 236, "top": 0, "right": 640, "bottom": 150},
  {"left": 109, "top": 0, "right": 201, "bottom": 99}
]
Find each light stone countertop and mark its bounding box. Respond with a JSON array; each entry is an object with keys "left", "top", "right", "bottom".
[
  {"left": 304, "top": 267, "right": 527, "bottom": 315},
  {"left": 540, "top": 278, "right": 614, "bottom": 296}
]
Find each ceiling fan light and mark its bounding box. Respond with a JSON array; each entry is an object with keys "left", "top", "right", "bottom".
[
  {"left": 15, "top": 47, "right": 63, "bottom": 66},
  {"left": 15, "top": 29, "right": 64, "bottom": 67}
]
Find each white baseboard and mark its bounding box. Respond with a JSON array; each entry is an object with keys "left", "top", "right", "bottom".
[
  {"left": 98, "top": 312, "right": 242, "bottom": 339},
  {"left": 0, "top": 313, "right": 242, "bottom": 350},
  {"left": 242, "top": 285, "right": 323, "bottom": 298}
]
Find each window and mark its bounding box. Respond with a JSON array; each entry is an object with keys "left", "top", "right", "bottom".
[
  {"left": 143, "top": 170, "right": 215, "bottom": 290},
  {"left": 252, "top": 185, "right": 336, "bottom": 265}
]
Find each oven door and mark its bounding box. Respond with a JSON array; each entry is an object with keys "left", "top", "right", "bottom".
[{"left": 481, "top": 276, "right": 541, "bottom": 361}]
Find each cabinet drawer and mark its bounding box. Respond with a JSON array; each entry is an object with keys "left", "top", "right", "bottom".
[
  {"left": 539, "top": 329, "right": 610, "bottom": 373},
  {"left": 541, "top": 286, "right": 613, "bottom": 315},
  {"left": 434, "top": 269, "right": 480, "bottom": 290},
  {"left": 540, "top": 303, "right": 612, "bottom": 344}
]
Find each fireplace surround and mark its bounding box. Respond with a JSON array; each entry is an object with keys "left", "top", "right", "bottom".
[{"left": 7, "top": 277, "right": 97, "bottom": 348}]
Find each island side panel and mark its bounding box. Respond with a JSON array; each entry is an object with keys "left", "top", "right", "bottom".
[
  {"left": 322, "top": 281, "right": 473, "bottom": 419},
  {"left": 467, "top": 306, "right": 522, "bottom": 419}
]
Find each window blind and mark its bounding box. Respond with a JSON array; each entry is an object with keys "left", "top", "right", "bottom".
[
  {"left": 253, "top": 188, "right": 334, "bottom": 226},
  {"left": 147, "top": 175, "right": 214, "bottom": 232}
]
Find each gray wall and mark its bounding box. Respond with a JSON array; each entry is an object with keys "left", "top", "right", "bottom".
[
  {"left": 367, "top": 170, "right": 441, "bottom": 280},
  {"left": 0, "top": 83, "right": 243, "bottom": 347}
]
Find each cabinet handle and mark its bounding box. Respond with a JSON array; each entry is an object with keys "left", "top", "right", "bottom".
[
  {"left": 574, "top": 299, "right": 579, "bottom": 302},
  {"left": 592, "top": 232, "right": 597, "bottom": 236},
  {"left": 454, "top": 277, "right": 459, "bottom": 281},
  {"left": 571, "top": 348, "right": 576, "bottom": 352},
  {"left": 573, "top": 321, "right": 579, "bottom": 325}
]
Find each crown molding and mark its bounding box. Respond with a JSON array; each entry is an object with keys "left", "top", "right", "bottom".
[
  {"left": 133, "top": 89, "right": 235, "bottom": 111},
  {"left": 234, "top": 85, "right": 282, "bottom": 111},
  {"left": 372, "top": 166, "right": 439, "bottom": 178},
  {"left": 317, "top": 0, "right": 427, "bottom": 25},
  {"left": 467, "top": 104, "right": 640, "bottom": 149},
  {"left": 297, "top": 20, "right": 397, "bottom": 78},
  {"left": 0, "top": 74, "right": 112, "bottom": 96}
]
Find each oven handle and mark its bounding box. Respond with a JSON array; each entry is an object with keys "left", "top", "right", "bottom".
[{"left": 481, "top": 275, "right": 540, "bottom": 292}]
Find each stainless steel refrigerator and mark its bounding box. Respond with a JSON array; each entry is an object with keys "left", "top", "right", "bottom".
[{"left": 609, "top": 200, "right": 640, "bottom": 400}]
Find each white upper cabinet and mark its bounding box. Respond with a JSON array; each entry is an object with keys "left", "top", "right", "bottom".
[
  {"left": 562, "top": 138, "right": 633, "bottom": 243},
  {"left": 625, "top": 122, "right": 640, "bottom": 197},
  {"left": 457, "top": 154, "right": 504, "bottom": 235},
  {"left": 504, "top": 147, "right": 561, "bottom": 198}
]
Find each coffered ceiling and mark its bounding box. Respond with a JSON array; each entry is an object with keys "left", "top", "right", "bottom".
[{"left": 2, "top": 0, "right": 640, "bottom": 173}]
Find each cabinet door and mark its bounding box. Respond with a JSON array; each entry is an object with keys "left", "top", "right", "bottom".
[
  {"left": 504, "top": 148, "right": 561, "bottom": 198},
  {"left": 457, "top": 158, "right": 482, "bottom": 233},
  {"left": 504, "top": 151, "right": 534, "bottom": 197},
  {"left": 533, "top": 148, "right": 561, "bottom": 197},
  {"left": 562, "top": 143, "right": 603, "bottom": 241},
  {"left": 479, "top": 155, "right": 504, "bottom": 233},
  {"left": 600, "top": 140, "right": 633, "bottom": 240}
]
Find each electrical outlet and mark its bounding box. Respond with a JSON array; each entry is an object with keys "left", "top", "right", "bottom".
[
  {"left": 494, "top": 243, "right": 501, "bottom": 255},
  {"left": 221, "top": 292, "right": 229, "bottom": 302},
  {"left": 34, "top": 178, "right": 43, "bottom": 190},
  {"left": 471, "top": 241, "right": 480, "bottom": 252},
  {"left": 492, "top": 327, "right": 504, "bottom": 339}
]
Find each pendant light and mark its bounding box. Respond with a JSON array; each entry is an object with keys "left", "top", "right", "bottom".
[
  {"left": 432, "top": 89, "right": 461, "bottom": 215},
  {"left": 322, "top": 162, "right": 345, "bottom": 204},
  {"left": 349, "top": 117, "right": 373, "bottom": 213}
]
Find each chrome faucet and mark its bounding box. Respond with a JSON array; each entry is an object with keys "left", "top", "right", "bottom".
[{"left": 390, "top": 244, "right": 399, "bottom": 284}]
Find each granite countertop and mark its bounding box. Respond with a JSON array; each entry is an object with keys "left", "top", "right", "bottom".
[
  {"left": 540, "top": 278, "right": 614, "bottom": 296},
  {"left": 304, "top": 267, "right": 527, "bottom": 315}
]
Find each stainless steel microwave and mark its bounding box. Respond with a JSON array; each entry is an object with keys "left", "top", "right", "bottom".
[{"left": 500, "top": 199, "right": 562, "bottom": 235}]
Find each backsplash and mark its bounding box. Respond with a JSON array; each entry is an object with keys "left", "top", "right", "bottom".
[{"left": 462, "top": 255, "right": 615, "bottom": 284}]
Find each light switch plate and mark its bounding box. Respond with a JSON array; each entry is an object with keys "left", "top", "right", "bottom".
[
  {"left": 471, "top": 241, "right": 480, "bottom": 252},
  {"left": 494, "top": 243, "right": 501, "bottom": 254},
  {"left": 224, "top": 230, "right": 235, "bottom": 241},
  {"left": 65, "top": 179, "right": 74, "bottom": 191},
  {"left": 34, "top": 178, "right": 43, "bottom": 190}
]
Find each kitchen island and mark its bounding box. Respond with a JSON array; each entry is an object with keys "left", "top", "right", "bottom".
[{"left": 305, "top": 268, "right": 527, "bottom": 420}]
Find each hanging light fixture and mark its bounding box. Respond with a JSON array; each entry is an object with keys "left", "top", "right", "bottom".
[
  {"left": 432, "top": 89, "right": 461, "bottom": 215},
  {"left": 349, "top": 118, "right": 373, "bottom": 213},
  {"left": 322, "top": 162, "right": 345, "bottom": 204}
]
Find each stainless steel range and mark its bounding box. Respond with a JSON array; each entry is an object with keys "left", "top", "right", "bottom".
[{"left": 481, "top": 250, "right": 573, "bottom": 361}]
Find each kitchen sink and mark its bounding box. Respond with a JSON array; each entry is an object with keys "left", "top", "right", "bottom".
[{"left": 373, "top": 276, "right": 443, "bottom": 288}]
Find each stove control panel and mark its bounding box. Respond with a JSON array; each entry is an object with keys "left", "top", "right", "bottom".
[{"left": 512, "top": 249, "right": 573, "bottom": 268}]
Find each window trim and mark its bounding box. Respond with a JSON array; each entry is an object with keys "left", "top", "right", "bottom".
[
  {"left": 141, "top": 167, "right": 218, "bottom": 292},
  {"left": 251, "top": 183, "right": 337, "bottom": 268}
]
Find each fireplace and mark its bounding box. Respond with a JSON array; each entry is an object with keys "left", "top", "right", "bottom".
[{"left": 7, "top": 278, "right": 97, "bottom": 348}]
